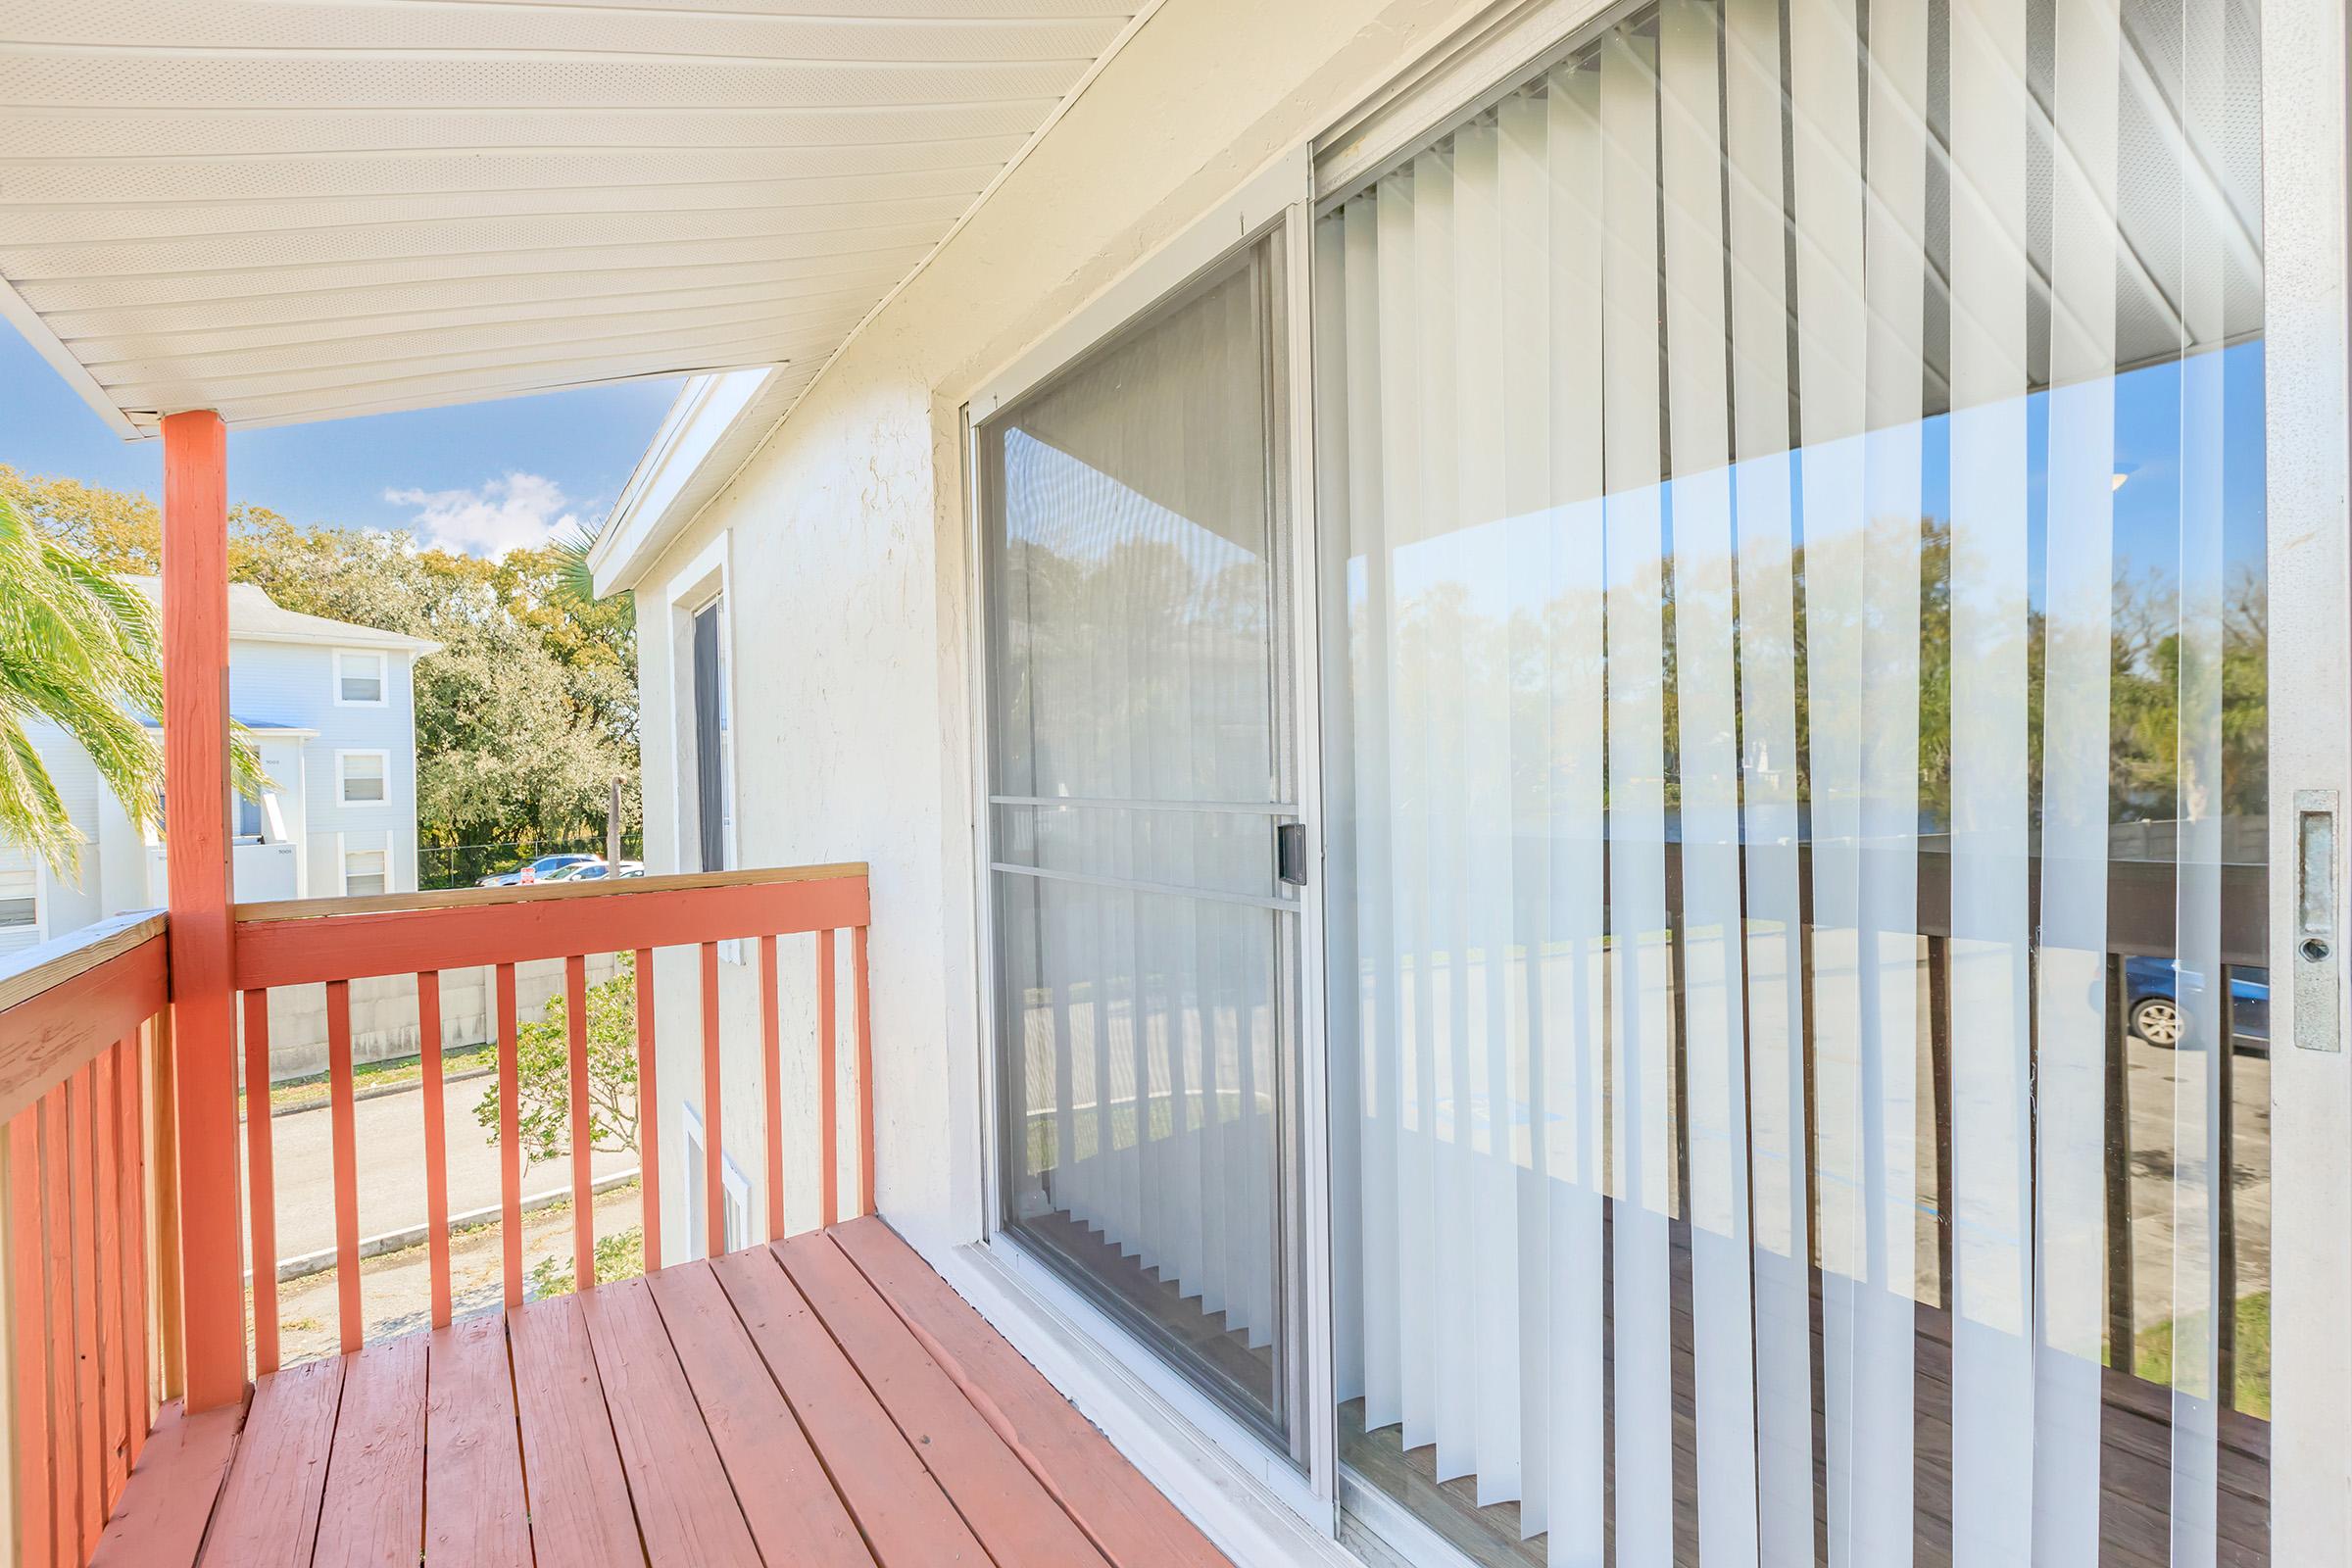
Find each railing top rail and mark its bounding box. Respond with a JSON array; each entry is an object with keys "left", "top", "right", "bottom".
[
  {"left": 0, "top": 908, "right": 170, "bottom": 1127},
  {"left": 231, "top": 862, "right": 872, "bottom": 990},
  {"left": 0, "top": 908, "right": 166, "bottom": 1012},
  {"left": 233, "top": 861, "right": 867, "bottom": 925}
]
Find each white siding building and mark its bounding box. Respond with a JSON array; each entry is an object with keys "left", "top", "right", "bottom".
[{"left": 0, "top": 578, "right": 436, "bottom": 957}]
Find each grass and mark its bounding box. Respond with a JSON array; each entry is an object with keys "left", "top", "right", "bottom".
[
  {"left": 2132, "top": 1291, "right": 2270, "bottom": 1419},
  {"left": 245, "top": 1042, "right": 498, "bottom": 1115}
]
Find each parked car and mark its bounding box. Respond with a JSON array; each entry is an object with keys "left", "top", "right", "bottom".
[
  {"left": 2123, "top": 956, "right": 2270, "bottom": 1053},
  {"left": 476, "top": 853, "right": 599, "bottom": 888},
  {"left": 562, "top": 860, "right": 645, "bottom": 882},
  {"left": 538, "top": 858, "right": 608, "bottom": 882}
]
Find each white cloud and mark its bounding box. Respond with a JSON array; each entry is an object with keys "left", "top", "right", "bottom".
[{"left": 384, "top": 471, "right": 580, "bottom": 558}]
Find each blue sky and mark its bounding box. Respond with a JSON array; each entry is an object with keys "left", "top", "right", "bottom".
[{"left": 0, "top": 319, "right": 683, "bottom": 557}]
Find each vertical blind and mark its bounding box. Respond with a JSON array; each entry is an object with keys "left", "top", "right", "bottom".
[
  {"left": 1316, "top": 0, "right": 2267, "bottom": 1560},
  {"left": 985, "top": 245, "right": 1299, "bottom": 1445}
]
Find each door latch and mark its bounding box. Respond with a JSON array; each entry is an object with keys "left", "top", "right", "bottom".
[
  {"left": 2295, "top": 789, "right": 2340, "bottom": 1053},
  {"left": 1277, "top": 822, "right": 1309, "bottom": 888}
]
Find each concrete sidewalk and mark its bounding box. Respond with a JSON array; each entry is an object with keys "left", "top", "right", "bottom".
[{"left": 259, "top": 1072, "right": 636, "bottom": 1263}]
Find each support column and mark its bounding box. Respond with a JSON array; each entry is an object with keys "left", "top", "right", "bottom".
[{"left": 162, "top": 409, "right": 245, "bottom": 1411}]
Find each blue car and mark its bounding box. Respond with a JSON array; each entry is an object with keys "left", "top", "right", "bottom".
[{"left": 2123, "top": 956, "right": 2269, "bottom": 1054}]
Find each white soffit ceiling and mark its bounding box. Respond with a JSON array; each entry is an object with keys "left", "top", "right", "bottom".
[{"left": 0, "top": 0, "right": 1138, "bottom": 436}]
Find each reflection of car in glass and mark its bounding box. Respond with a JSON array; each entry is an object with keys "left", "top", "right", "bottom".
[
  {"left": 477, "top": 853, "right": 599, "bottom": 888},
  {"left": 2122, "top": 956, "right": 2270, "bottom": 1053}
]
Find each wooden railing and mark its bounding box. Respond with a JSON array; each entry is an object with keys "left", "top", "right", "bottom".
[
  {"left": 0, "top": 911, "right": 178, "bottom": 1567},
  {"left": 222, "top": 862, "right": 876, "bottom": 1375}
]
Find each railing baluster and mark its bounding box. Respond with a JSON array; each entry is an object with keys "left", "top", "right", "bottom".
[
  {"left": 9, "top": 1104, "right": 54, "bottom": 1565},
  {"left": 93, "top": 1047, "right": 127, "bottom": 1508},
  {"left": 635, "top": 948, "right": 660, "bottom": 1270},
  {"left": 497, "top": 964, "right": 521, "bottom": 1309},
  {"left": 326, "top": 979, "right": 362, "bottom": 1354},
  {"left": 701, "top": 943, "right": 722, "bottom": 1259},
  {"left": 418, "top": 971, "right": 451, "bottom": 1329},
  {"left": 854, "top": 924, "right": 874, "bottom": 1219},
  {"left": 123, "top": 1025, "right": 153, "bottom": 1460},
  {"left": 241, "top": 990, "right": 278, "bottom": 1375},
  {"left": 41, "top": 1090, "right": 76, "bottom": 1567},
  {"left": 760, "top": 935, "right": 782, "bottom": 1242},
  {"left": 67, "top": 1066, "right": 100, "bottom": 1548},
  {"left": 818, "top": 928, "right": 837, "bottom": 1229},
  {"left": 147, "top": 1010, "right": 182, "bottom": 1405},
  {"left": 565, "top": 956, "right": 594, "bottom": 1290}
]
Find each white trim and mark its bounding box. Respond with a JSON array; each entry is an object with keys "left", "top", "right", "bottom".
[
  {"left": 0, "top": 272, "right": 141, "bottom": 441},
  {"left": 936, "top": 1239, "right": 1362, "bottom": 1568},
  {"left": 2260, "top": 0, "right": 2351, "bottom": 1551},
  {"left": 332, "top": 649, "right": 389, "bottom": 709},
  {"left": 333, "top": 749, "right": 391, "bottom": 808},
  {"left": 0, "top": 864, "right": 43, "bottom": 946},
  {"left": 589, "top": 367, "right": 774, "bottom": 596},
  {"left": 966, "top": 145, "right": 1312, "bottom": 421},
  {"left": 662, "top": 532, "right": 738, "bottom": 881}
]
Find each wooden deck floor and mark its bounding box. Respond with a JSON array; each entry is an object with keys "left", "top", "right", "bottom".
[{"left": 89, "top": 1217, "right": 1230, "bottom": 1568}]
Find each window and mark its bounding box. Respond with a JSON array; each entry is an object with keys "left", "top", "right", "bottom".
[
  {"left": 0, "top": 869, "right": 34, "bottom": 930},
  {"left": 680, "top": 1104, "right": 750, "bottom": 1261},
  {"left": 236, "top": 792, "right": 264, "bottom": 841},
  {"left": 337, "top": 751, "right": 387, "bottom": 807},
  {"left": 334, "top": 650, "right": 386, "bottom": 706},
  {"left": 1313, "top": 1, "right": 2270, "bottom": 1561},
  {"left": 691, "top": 597, "right": 729, "bottom": 873},
  {"left": 342, "top": 846, "right": 387, "bottom": 897}
]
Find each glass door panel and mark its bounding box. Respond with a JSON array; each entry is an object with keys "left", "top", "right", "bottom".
[
  {"left": 980, "top": 234, "right": 1307, "bottom": 1458},
  {"left": 1315, "top": 0, "right": 2273, "bottom": 1559}
]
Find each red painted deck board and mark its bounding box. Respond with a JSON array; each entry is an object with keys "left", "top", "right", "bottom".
[
  {"left": 423, "top": 1313, "right": 530, "bottom": 1568},
  {"left": 644, "top": 1260, "right": 874, "bottom": 1568},
  {"left": 507, "top": 1294, "right": 643, "bottom": 1567},
  {"left": 88, "top": 1221, "right": 1227, "bottom": 1568},
  {"left": 312, "top": 1334, "right": 425, "bottom": 1568},
  {"left": 579, "top": 1273, "right": 762, "bottom": 1567},
  {"left": 832, "top": 1215, "right": 1231, "bottom": 1568},
  {"left": 199, "top": 1355, "right": 343, "bottom": 1564},
  {"left": 772, "top": 1232, "right": 1108, "bottom": 1567},
  {"left": 710, "top": 1246, "right": 989, "bottom": 1568},
  {"left": 88, "top": 1401, "right": 240, "bottom": 1568}
]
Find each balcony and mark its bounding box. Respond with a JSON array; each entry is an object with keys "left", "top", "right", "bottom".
[{"left": 0, "top": 870, "right": 1228, "bottom": 1568}]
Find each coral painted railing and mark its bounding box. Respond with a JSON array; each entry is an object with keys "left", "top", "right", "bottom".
[
  {"left": 0, "top": 911, "right": 177, "bottom": 1567},
  {"left": 224, "top": 862, "right": 875, "bottom": 1374}
]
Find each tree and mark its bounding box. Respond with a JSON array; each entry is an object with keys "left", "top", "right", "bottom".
[
  {"left": 0, "top": 488, "right": 264, "bottom": 874},
  {"left": 473, "top": 951, "right": 640, "bottom": 1167},
  {"left": 2, "top": 466, "right": 640, "bottom": 852}
]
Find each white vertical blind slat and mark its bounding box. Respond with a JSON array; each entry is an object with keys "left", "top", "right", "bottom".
[
  {"left": 1659, "top": 3, "right": 1764, "bottom": 1561},
  {"left": 2034, "top": 0, "right": 2123, "bottom": 1557},
  {"left": 1599, "top": 24, "right": 1676, "bottom": 1565}
]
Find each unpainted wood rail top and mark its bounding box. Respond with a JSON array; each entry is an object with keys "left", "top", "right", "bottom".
[{"left": 233, "top": 861, "right": 868, "bottom": 924}]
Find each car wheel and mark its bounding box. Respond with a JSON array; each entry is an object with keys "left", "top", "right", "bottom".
[{"left": 2132, "top": 995, "right": 2188, "bottom": 1049}]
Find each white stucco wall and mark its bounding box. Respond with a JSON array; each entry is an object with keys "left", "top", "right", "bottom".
[{"left": 622, "top": 0, "right": 1482, "bottom": 1262}]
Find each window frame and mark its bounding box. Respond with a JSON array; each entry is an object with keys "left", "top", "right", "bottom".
[
  {"left": 338, "top": 834, "right": 389, "bottom": 898},
  {"left": 334, "top": 748, "right": 390, "bottom": 808},
  {"left": 0, "top": 865, "right": 41, "bottom": 937},
  {"left": 333, "top": 648, "right": 389, "bottom": 708}
]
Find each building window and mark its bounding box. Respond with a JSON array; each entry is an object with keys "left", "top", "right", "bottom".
[
  {"left": 337, "top": 750, "right": 387, "bottom": 806},
  {"left": 0, "top": 869, "right": 35, "bottom": 932},
  {"left": 335, "top": 650, "right": 387, "bottom": 707},
  {"left": 342, "top": 846, "right": 387, "bottom": 897},
  {"left": 690, "top": 597, "right": 731, "bottom": 873},
  {"left": 680, "top": 1103, "right": 750, "bottom": 1261}
]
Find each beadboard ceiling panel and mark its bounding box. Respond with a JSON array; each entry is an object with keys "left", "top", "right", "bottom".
[{"left": 0, "top": 0, "right": 1139, "bottom": 434}]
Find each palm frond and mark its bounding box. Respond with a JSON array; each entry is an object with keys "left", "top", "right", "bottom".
[{"left": 547, "top": 521, "right": 605, "bottom": 606}]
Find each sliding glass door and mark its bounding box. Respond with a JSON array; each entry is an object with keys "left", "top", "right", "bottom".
[
  {"left": 978, "top": 233, "right": 1309, "bottom": 1459},
  {"left": 1315, "top": 0, "right": 2275, "bottom": 1560}
]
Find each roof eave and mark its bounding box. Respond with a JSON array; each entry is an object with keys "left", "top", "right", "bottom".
[{"left": 590, "top": 366, "right": 774, "bottom": 596}]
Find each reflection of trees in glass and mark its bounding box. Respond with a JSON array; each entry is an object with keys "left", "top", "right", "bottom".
[{"left": 1347, "top": 514, "right": 2266, "bottom": 836}]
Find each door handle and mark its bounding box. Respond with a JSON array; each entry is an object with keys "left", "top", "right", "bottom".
[
  {"left": 1277, "top": 822, "right": 1309, "bottom": 888},
  {"left": 2295, "top": 789, "right": 2340, "bottom": 1053}
]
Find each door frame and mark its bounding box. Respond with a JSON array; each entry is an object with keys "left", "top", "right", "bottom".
[{"left": 958, "top": 141, "right": 1343, "bottom": 1533}]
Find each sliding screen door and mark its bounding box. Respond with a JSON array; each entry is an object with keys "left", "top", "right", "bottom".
[
  {"left": 1316, "top": 0, "right": 2273, "bottom": 1560},
  {"left": 979, "top": 234, "right": 1306, "bottom": 1457}
]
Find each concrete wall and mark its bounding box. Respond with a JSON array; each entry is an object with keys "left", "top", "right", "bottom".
[
  {"left": 624, "top": 0, "right": 1480, "bottom": 1259},
  {"left": 247, "top": 953, "right": 622, "bottom": 1082}
]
